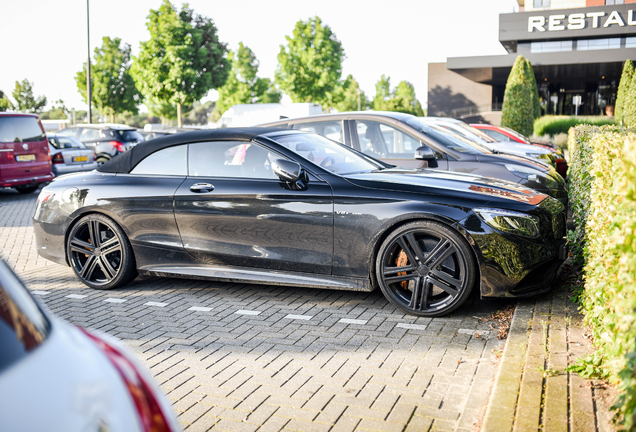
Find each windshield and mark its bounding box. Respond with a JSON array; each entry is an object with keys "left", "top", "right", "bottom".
[
  {"left": 272, "top": 133, "right": 383, "bottom": 175},
  {"left": 113, "top": 129, "right": 143, "bottom": 143},
  {"left": 405, "top": 118, "right": 492, "bottom": 155},
  {"left": 501, "top": 126, "right": 531, "bottom": 144}
]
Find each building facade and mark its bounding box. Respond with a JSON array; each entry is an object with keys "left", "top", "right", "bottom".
[{"left": 428, "top": 0, "right": 636, "bottom": 123}]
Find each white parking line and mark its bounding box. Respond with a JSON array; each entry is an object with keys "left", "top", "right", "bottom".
[
  {"left": 66, "top": 294, "right": 87, "bottom": 299},
  {"left": 31, "top": 291, "right": 50, "bottom": 296},
  {"left": 189, "top": 306, "right": 213, "bottom": 312},
  {"left": 339, "top": 318, "right": 367, "bottom": 325},
  {"left": 396, "top": 323, "right": 428, "bottom": 330},
  {"left": 104, "top": 298, "right": 127, "bottom": 303},
  {"left": 285, "top": 314, "right": 313, "bottom": 320},
  {"left": 145, "top": 301, "right": 168, "bottom": 307},
  {"left": 236, "top": 310, "right": 261, "bottom": 316},
  {"left": 458, "top": 329, "right": 491, "bottom": 336}
]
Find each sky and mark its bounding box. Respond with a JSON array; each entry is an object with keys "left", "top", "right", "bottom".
[{"left": 0, "top": 0, "right": 519, "bottom": 112}]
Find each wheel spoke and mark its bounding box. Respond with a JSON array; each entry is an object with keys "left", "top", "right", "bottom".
[
  {"left": 101, "top": 237, "right": 121, "bottom": 255},
  {"left": 70, "top": 238, "right": 93, "bottom": 254},
  {"left": 88, "top": 221, "right": 101, "bottom": 247},
  {"left": 383, "top": 265, "right": 417, "bottom": 276},
  {"left": 430, "top": 269, "right": 463, "bottom": 290},
  {"left": 404, "top": 233, "right": 426, "bottom": 263},
  {"left": 409, "top": 277, "right": 428, "bottom": 311},
  {"left": 428, "top": 276, "right": 459, "bottom": 297},
  {"left": 98, "top": 256, "right": 116, "bottom": 280},
  {"left": 385, "top": 273, "right": 419, "bottom": 284},
  {"left": 396, "top": 237, "right": 418, "bottom": 265},
  {"left": 79, "top": 255, "right": 98, "bottom": 280},
  {"left": 426, "top": 243, "right": 455, "bottom": 269}
]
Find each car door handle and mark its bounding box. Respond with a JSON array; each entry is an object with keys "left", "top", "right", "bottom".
[{"left": 190, "top": 183, "right": 215, "bottom": 193}]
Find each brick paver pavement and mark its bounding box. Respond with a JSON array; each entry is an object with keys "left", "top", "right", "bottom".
[{"left": 0, "top": 188, "right": 510, "bottom": 431}]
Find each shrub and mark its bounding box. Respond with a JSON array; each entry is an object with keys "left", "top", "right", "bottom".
[
  {"left": 568, "top": 125, "right": 636, "bottom": 429},
  {"left": 525, "top": 59, "right": 541, "bottom": 120},
  {"left": 534, "top": 115, "right": 616, "bottom": 137},
  {"left": 501, "top": 55, "right": 534, "bottom": 137},
  {"left": 625, "top": 71, "right": 636, "bottom": 128},
  {"left": 615, "top": 60, "right": 634, "bottom": 124}
]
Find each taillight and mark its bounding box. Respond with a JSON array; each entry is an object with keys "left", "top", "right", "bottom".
[
  {"left": 109, "top": 141, "right": 125, "bottom": 152},
  {"left": 93, "top": 150, "right": 97, "bottom": 162},
  {"left": 79, "top": 328, "right": 174, "bottom": 432},
  {"left": 52, "top": 153, "right": 64, "bottom": 164}
]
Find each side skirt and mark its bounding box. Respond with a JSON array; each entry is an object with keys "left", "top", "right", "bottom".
[{"left": 138, "top": 264, "right": 374, "bottom": 292}]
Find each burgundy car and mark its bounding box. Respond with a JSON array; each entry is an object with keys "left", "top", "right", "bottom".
[{"left": 0, "top": 113, "right": 54, "bottom": 193}]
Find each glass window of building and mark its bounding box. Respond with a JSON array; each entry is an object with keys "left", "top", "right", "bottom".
[
  {"left": 530, "top": 40, "right": 573, "bottom": 53},
  {"left": 533, "top": 0, "right": 550, "bottom": 7},
  {"left": 577, "top": 38, "right": 621, "bottom": 51},
  {"left": 626, "top": 37, "right": 636, "bottom": 48},
  {"left": 605, "top": 0, "right": 624, "bottom": 5}
]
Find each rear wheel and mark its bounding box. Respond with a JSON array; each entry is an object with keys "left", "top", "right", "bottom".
[
  {"left": 66, "top": 214, "right": 137, "bottom": 289},
  {"left": 375, "top": 221, "right": 476, "bottom": 317},
  {"left": 15, "top": 185, "right": 39, "bottom": 194},
  {"left": 96, "top": 155, "right": 110, "bottom": 166}
]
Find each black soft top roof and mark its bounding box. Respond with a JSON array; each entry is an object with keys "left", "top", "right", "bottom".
[{"left": 97, "top": 127, "right": 289, "bottom": 173}]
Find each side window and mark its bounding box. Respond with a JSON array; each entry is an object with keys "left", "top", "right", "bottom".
[
  {"left": 55, "top": 127, "right": 78, "bottom": 137},
  {"left": 292, "top": 121, "right": 344, "bottom": 143},
  {"left": 79, "top": 129, "right": 101, "bottom": 141},
  {"left": 131, "top": 145, "right": 187, "bottom": 176},
  {"left": 188, "top": 141, "right": 283, "bottom": 180},
  {"left": 483, "top": 129, "right": 512, "bottom": 142},
  {"left": 355, "top": 121, "right": 422, "bottom": 158}
]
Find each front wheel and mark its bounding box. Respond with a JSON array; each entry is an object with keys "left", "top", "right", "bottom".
[
  {"left": 66, "top": 214, "right": 137, "bottom": 289},
  {"left": 375, "top": 221, "right": 476, "bottom": 317}
]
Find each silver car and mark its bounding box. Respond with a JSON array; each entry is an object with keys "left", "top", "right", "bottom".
[{"left": 48, "top": 134, "right": 98, "bottom": 176}]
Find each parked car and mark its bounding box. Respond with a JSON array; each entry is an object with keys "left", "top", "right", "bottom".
[
  {"left": 48, "top": 134, "right": 97, "bottom": 176},
  {"left": 33, "top": 128, "right": 567, "bottom": 317},
  {"left": 260, "top": 112, "right": 568, "bottom": 207},
  {"left": 138, "top": 130, "right": 169, "bottom": 141},
  {"left": 56, "top": 124, "right": 143, "bottom": 166},
  {"left": 471, "top": 123, "right": 568, "bottom": 178},
  {"left": 0, "top": 113, "right": 54, "bottom": 193},
  {"left": 0, "top": 258, "right": 181, "bottom": 432}
]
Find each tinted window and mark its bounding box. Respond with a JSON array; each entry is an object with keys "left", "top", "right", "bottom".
[
  {"left": 355, "top": 121, "right": 422, "bottom": 158},
  {"left": 483, "top": 129, "right": 512, "bottom": 142},
  {"left": 292, "top": 121, "right": 344, "bottom": 143},
  {"left": 79, "top": 129, "right": 102, "bottom": 141},
  {"left": 0, "top": 117, "right": 46, "bottom": 143},
  {"left": 49, "top": 136, "right": 85, "bottom": 149},
  {"left": 131, "top": 145, "right": 187, "bottom": 176},
  {"left": 0, "top": 260, "right": 50, "bottom": 374},
  {"left": 55, "top": 128, "right": 78, "bottom": 137},
  {"left": 189, "top": 141, "right": 282, "bottom": 179},
  {"left": 113, "top": 130, "right": 143, "bottom": 142}
]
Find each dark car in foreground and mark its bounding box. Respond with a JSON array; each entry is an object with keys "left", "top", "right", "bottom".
[
  {"left": 33, "top": 128, "right": 567, "bottom": 317},
  {"left": 260, "top": 112, "right": 568, "bottom": 207},
  {"left": 48, "top": 134, "right": 97, "bottom": 176},
  {"left": 56, "top": 124, "right": 143, "bottom": 165},
  {"left": 0, "top": 258, "right": 181, "bottom": 431}
]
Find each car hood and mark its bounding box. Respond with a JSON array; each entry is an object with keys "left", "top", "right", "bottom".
[
  {"left": 483, "top": 141, "right": 552, "bottom": 155},
  {"left": 344, "top": 168, "right": 548, "bottom": 205},
  {"left": 476, "top": 152, "right": 551, "bottom": 171}
]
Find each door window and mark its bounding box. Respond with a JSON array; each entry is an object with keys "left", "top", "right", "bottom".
[
  {"left": 131, "top": 145, "right": 187, "bottom": 176},
  {"left": 355, "top": 120, "right": 422, "bottom": 158},
  {"left": 188, "top": 141, "right": 283, "bottom": 179},
  {"left": 482, "top": 129, "right": 512, "bottom": 142},
  {"left": 292, "top": 121, "right": 344, "bottom": 143},
  {"left": 79, "top": 128, "right": 102, "bottom": 141}
]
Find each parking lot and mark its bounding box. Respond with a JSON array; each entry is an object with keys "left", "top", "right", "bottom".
[{"left": 1, "top": 188, "right": 511, "bottom": 431}]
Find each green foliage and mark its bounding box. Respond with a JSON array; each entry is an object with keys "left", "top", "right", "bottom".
[
  {"left": 624, "top": 71, "right": 636, "bottom": 128},
  {"left": 76, "top": 37, "right": 141, "bottom": 122},
  {"left": 501, "top": 55, "right": 534, "bottom": 137},
  {"left": 372, "top": 75, "right": 424, "bottom": 116},
  {"left": 324, "top": 74, "right": 369, "bottom": 112},
  {"left": 0, "top": 90, "right": 13, "bottom": 112},
  {"left": 534, "top": 115, "right": 616, "bottom": 137},
  {"left": 275, "top": 16, "right": 345, "bottom": 108},
  {"left": 132, "top": 0, "right": 229, "bottom": 126},
  {"left": 568, "top": 125, "right": 636, "bottom": 429},
  {"left": 185, "top": 101, "right": 214, "bottom": 125},
  {"left": 212, "top": 42, "right": 281, "bottom": 121},
  {"left": 11, "top": 79, "right": 46, "bottom": 113},
  {"left": 525, "top": 59, "right": 541, "bottom": 119},
  {"left": 615, "top": 60, "right": 634, "bottom": 124},
  {"left": 39, "top": 99, "right": 69, "bottom": 120}
]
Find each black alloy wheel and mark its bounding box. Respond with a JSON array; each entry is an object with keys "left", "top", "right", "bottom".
[
  {"left": 66, "top": 214, "right": 137, "bottom": 289},
  {"left": 376, "top": 221, "right": 476, "bottom": 317}
]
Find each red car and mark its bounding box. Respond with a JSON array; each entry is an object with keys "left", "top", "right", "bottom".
[
  {"left": 471, "top": 124, "right": 567, "bottom": 178},
  {"left": 0, "top": 113, "right": 54, "bottom": 193}
]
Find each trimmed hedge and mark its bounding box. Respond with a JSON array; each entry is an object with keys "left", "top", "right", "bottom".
[
  {"left": 568, "top": 125, "right": 636, "bottom": 429},
  {"left": 534, "top": 115, "right": 616, "bottom": 137}
]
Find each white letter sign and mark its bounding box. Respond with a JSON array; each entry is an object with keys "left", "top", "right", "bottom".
[
  {"left": 549, "top": 14, "right": 566, "bottom": 31},
  {"left": 528, "top": 16, "right": 546, "bottom": 32},
  {"left": 568, "top": 13, "right": 586, "bottom": 30}
]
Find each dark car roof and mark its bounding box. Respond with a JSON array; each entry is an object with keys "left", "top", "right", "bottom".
[{"left": 97, "top": 127, "right": 289, "bottom": 173}]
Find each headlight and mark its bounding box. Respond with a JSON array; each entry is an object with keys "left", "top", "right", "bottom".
[
  {"left": 474, "top": 208, "right": 540, "bottom": 239},
  {"left": 505, "top": 164, "right": 559, "bottom": 189}
]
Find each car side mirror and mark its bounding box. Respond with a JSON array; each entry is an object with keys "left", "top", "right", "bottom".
[
  {"left": 272, "top": 159, "right": 307, "bottom": 190},
  {"left": 414, "top": 146, "right": 436, "bottom": 160}
]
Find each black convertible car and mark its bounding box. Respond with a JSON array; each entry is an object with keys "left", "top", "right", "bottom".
[{"left": 33, "top": 128, "right": 567, "bottom": 316}]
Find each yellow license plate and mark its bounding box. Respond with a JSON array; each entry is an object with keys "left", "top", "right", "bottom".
[
  {"left": 16, "top": 154, "right": 35, "bottom": 162},
  {"left": 73, "top": 156, "right": 88, "bottom": 162}
]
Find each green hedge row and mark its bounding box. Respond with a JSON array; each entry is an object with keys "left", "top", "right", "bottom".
[
  {"left": 568, "top": 125, "right": 636, "bottom": 429},
  {"left": 534, "top": 115, "right": 616, "bottom": 137}
]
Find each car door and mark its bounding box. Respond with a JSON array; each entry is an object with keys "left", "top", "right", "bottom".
[
  {"left": 174, "top": 140, "right": 334, "bottom": 275},
  {"left": 351, "top": 119, "right": 447, "bottom": 170}
]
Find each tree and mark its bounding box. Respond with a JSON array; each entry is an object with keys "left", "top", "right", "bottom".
[
  {"left": 185, "top": 101, "right": 214, "bottom": 125},
  {"left": 275, "top": 16, "right": 345, "bottom": 108},
  {"left": 39, "top": 99, "right": 69, "bottom": 120},
  {"left": 76, "top": 37, "right": 141, "bottom": 123},
  {"left": 501, "top": 55, "right": 534, "bottom": 137},
  {"left": 212, "top": 42, "right": 281, "bottom": 121},
  {"left": 615, "top": 59, "right": 634, "bottom": 123},
  {"left": 132, "top": 0, "right": 229, "bottom": 127},
  {"left": 623, "top": 70, "right": 636, "bottom": 127},
  {"left": 525, "top": 59, "right": 541, "bottom": 119},
  {"left": 372, "top": 75, "right": 424, "bottom": 116},
  {"left": 0, "top": 91, "right": 12, "bottom": 112},
  {"left": 12, "top": 79, "right": 47, "bottom": 113},
  {"left": 326, "top": 75, "right": 369, "bottom": 112}
]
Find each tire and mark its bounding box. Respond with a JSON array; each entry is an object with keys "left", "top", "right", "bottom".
[
  {"left": 375, "top": 221, "right": 476, "bottom": 317},
  {"left": 66, "top": 214, "right": 137, "bottom": 290},
  {"left": 96, "top": 155, "right": 110, "bottom": 166},
  {"left": 15, "top": 185, "right": 39, "bottom": 194}
]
